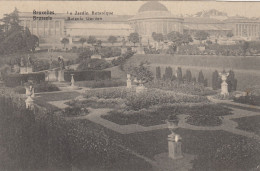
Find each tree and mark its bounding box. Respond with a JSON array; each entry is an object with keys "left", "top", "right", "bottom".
[
  {"left": 79, "top": 37, "right": 87, "bottom": 48},
  {"left": 87, "top": 36, "right": 97, "bottom": 46},
  {"left": 241, "top": 41, "right": 249, "bottom": 57},
  {"left": 152, "top": 32, "right": 164, "bottom": 43},
  {"left": 227, "top": 32, "right": 234, "bottom": 38},
  {"left": 227, "top": 70, "right": 237, "bottom": 92},
  {"left": 97, "top": 40, "right": 102, "bottom": 47},
  {"left": 156, "top": 66, "right": 161, "bottom": 79},
  {"left": 194, "top": 31, "right": 209, "bottom": 44},
  {"left": 198, "top": 70, "right": 205, "bottom": 84},
  {"left": 176, "top": 67, "right": 183, "bottom": 82},
  {"left": 1, "top": 8, "right": 22, "bottom": 34},
  {"left": 126, "top": 62, "right": 153, "bottom": 84},
  {"left": 61, "top": 38, "right": 69, "bottom": 49},
  {"left": 182, "top": 34, "right": 193, "bottom": 45},
  {"left": 108, "top": 36, "right": 117, "bottom": 45},
  {"left": 212, "top": 70, "right": 220, "bottom": 90},
  {"left": 78, "top": 48, "right": 93, "bottom": 61},
  {"left": 167, "top": 31, "right": 183, "bottom": 46},
  {"left": 163, "top": 67, "right": 173, "bottom": 80},
  {"left": 128, "top": 32, "right": 139, "bottom": 47},
  {"left": 185, "top": 69, "right": 192, "bottom": 82}
]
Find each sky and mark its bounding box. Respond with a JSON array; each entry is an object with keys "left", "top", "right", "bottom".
[{"left": 0, "top": 1, "right": 260, "bottom": 18}]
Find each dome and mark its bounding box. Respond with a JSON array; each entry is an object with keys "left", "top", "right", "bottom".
[{"left": 138, "top": 2, "right": 168, "bottom": 13}]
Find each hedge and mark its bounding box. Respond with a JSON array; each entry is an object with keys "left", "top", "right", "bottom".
[
  {"left": 5, "top": 72, "right": 45, "bottom": 87},
  {"left": 64, "top": 70, "right": 111, "bottom": 82}
]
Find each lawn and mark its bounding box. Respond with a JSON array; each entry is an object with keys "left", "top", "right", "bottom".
[
  {"left": 125, "top": 54, "right": 260, "bottom": 91},
  {"left": 34, "top": 91, "right": 81, "bottom": 110},
  {"left": 233, "top": 115, "right": 260, "bottom": 136}
]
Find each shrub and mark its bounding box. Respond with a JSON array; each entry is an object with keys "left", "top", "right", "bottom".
[
  {"left": 156, "top": 66, "right": 161, "bottom": 79},
  {"left": 77, "top": 58, "right": 111, "bottom": 70},
  {"left": 227, "top": 70, "right": 237, "bottom": 92},
  {"left": 62, "top": 106, "right": 89, "bottom": 117},
  {"left": 76, "top": 79, "right": 126, "bottom": 88},
  {"left": 163, "top": 67, "right": 173, "bottom": 80},
  {"left": 185, "top": 69, "right": 192, "bottom": 82},
  {"left": 125, "top": 62, "right": 154, "bottom": 84},
  {"left": 5, "top": 72, "right": 45, "bottom": 87},
  {"left": 64, "top": 70, "right": 111, "bottom": 82},
  {"left": 32, "top": 59, "right": 50, "bottom": 72},
  {"left": 212, "top": 70, "right": 221, "bottom": 90},
  {"left": 198, "top": 70, "right": 205, "bottom": 85},
  {"left": 14, "top": 82, "right": 60, "bottom": 94},
  {"left": 176, "top": 67, "right": 183, "bottom": 82},
  {"left": 78, "top": 48, "right": 93, "bottom": 61}
]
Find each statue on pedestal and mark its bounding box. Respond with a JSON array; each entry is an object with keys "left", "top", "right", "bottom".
[
  {"left": 219, "top": 71, "right": 229, "bottom": 97},
  {"left": 166, "top": 115, "right": 183, "bottom": 160},
  {"left": 25, "top": 82, "right": 35, "bottom": 109},
  {"left": 127, "top": 74, "right": 132, "bottom": 88},
  {"left": 58, "top": 56, "right": 65, "bottom": 82}
]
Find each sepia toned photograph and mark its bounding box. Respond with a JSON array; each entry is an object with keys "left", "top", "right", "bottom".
[{"left": 0, "top": 1, "right": 260, "bottom": 170}]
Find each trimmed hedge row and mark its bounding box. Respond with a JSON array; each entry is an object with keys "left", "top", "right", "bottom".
[
  {"left": 5, "top": 72, "right": 45, "bottom": 87},
  {"left": 64, "top": 70, "right": 111, "bottom": 82}
]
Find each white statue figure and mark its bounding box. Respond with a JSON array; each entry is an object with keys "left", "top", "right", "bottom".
[
  {"left": 127, "top": 74, "right": 132, "bottom": 88},
  {"left": 219, "top": 71, "right": 229, "bottom": 97},
  {"left": 25, "top": 83, "right": 35, "bottom": 109}
]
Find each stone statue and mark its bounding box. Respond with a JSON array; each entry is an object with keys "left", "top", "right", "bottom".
[
  {"left": 20, "top": 57, "right": 25, "bottom": 67},
  {"left": 27, "top": 55, "right": 32, "bottom": 67},
  {"left": 219, "top": 71, "right": 229, "bottom": 96},
  {"left": 58, "top": 56, "right": 65, "bottom": 70}
]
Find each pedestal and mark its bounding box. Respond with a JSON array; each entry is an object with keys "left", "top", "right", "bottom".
[
  {"left": 58, "top": 70, "right": 65, "bottom": 82},
  {"left": 221, "top": 82, "right": 229, "bottom": 96},
  {"left": 20, "top": 67, "right": 27, "bottom": 74},
  {"left": 127, "top": 74, "right": 132, "bottom": 88},
  {"left": 25, "top": 96, "right": 34, "bottom": 109},
  {"left": 27, "top": 67, "right": 33, "bottom": 73},
  {"left": 48, "top": 70, "right": 58, "bottom": 81},
  {"left": 168, "top": 134, "right": 183, "bottom": 160},
  {"left": 127, "top": 79, "right": 132, "bottom": 88}
]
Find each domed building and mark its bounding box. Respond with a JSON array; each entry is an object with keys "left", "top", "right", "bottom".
[{"left": 129, "top": 1, "right": 184, "bottom": 44}]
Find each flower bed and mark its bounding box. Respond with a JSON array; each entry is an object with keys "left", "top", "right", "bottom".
[
  {"left": 146, "top": 80, "right": 216, "bottom": 96},
  {"left": 233, "top": 95, "right": 260, "bottom": 106},
  {"left": 125, "top": 89, "right": 208, "bottom": 110},
  {"left": 62, "top": 106, "right": 89, "bottom": 117},
  {"left": 102, "top": 104, "right": 232, "bottom": 127},
  {"left": 66, "top": 97, "right": 125, "bottom": 109},
  {"left": 84, "top": 87, "right": 134, "bottom": 99}
]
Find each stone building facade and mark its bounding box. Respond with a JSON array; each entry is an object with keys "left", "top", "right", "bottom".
[{"left": 19, "top": 1, "right": 260, "bottom": 48}]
